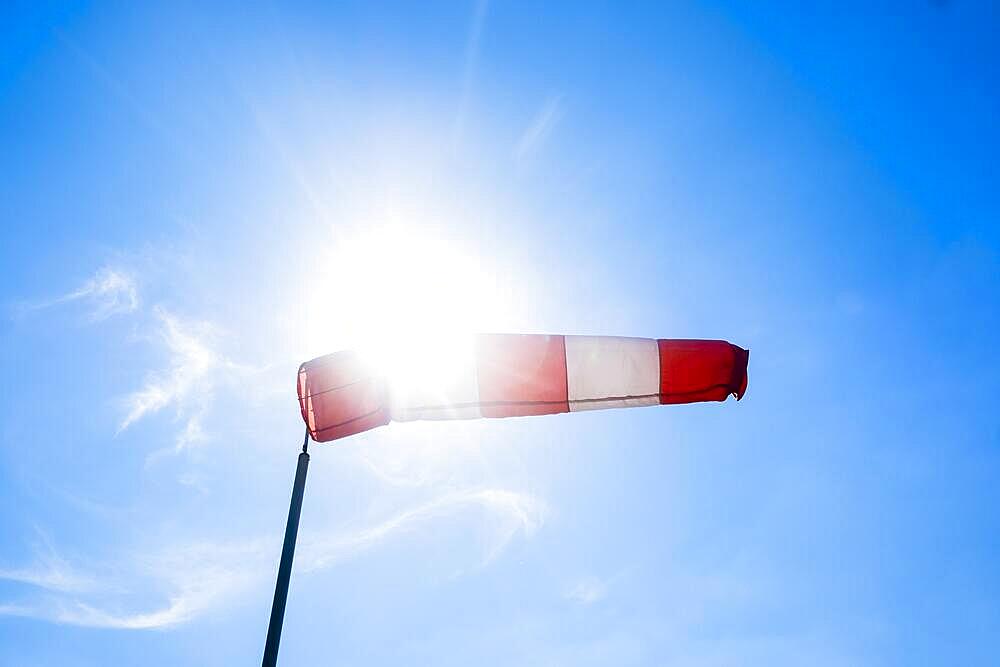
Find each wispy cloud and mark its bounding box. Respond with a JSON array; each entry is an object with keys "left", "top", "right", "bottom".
[
  {"left": 0, "top": 530, "right": 100, "bottom": 595},
  {"left": 29, "top": 266, "right": 139, "bottom": 321},
  {"left": 300, "top": 488, "right": 546, "bottom": 572},
  {"left": 28, "top": 260, "right": 261, "bottom": 460},
  {"left": 564, "top": 569, "right": 629, "bottom": 606},
  {"left": 0, "top": 539, "right": 269, "bottom": 630},
  {"left": 0, "top": 594, "right": 208, "bottom": 630},
  {"left": 0, "top": 488, "right": 544, "bottom": 629},
  {"left": 119, "top": 307, "right": 218, "bottom": 433},
  {"left": 118, "top": 307, "right": 249, "bottom": 458},
  {"left": 514, "top": 95, "right": 563, "bottom": 162},
  {"left": 566, "top": 576, "right": 609, "bottom": 605},
  {"left": 0, "top": 553, "right": 97, "bottom": 595},
  {"left": 452, "top": 0, "right": 489, "bottom": 149}
]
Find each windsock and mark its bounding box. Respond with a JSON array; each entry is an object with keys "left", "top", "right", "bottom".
[{"left": 297, "top": 335, "right": 749, "bottom": 443}]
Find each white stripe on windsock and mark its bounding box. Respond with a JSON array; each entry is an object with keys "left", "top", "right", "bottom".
[
  {"left": 388, "top": 336, "right": 483, "bottom": 422},
  {"left": 565, "top": 335, "right": 660, "bottom": 412}
]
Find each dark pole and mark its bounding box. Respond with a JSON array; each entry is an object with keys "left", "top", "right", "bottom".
[{"left": 262, "top": 429, "right": 311, "bottom": 667}]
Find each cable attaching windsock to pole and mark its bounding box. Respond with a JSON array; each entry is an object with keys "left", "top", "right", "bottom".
[{"left": 297, "top": 335, "right": 749, "bottom": 443}]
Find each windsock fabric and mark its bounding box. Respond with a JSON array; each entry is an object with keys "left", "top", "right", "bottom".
[{"left": 297, "top": 335, "right": 749, "bottom": 443}]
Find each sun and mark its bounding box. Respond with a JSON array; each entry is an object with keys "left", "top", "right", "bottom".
[{"left": 299, "top": 227, "right": 510, "bottom": 398}]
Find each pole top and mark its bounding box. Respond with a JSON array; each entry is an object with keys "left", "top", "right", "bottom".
[{"left": 302, "top": 428, "right": 310, "bottom": 454}]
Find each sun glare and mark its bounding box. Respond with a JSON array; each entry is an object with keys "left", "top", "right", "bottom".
[{"left": 301, "top": 228, "right": 509, "bottom": 396}]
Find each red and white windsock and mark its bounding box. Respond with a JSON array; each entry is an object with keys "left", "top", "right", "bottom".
[{"left": 297, "top": 334, "right": 749, "bottom": 443}]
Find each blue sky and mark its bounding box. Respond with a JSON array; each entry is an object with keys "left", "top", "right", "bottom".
[{"left": 2, "top": 1, "right": 999, "bottom": 664}]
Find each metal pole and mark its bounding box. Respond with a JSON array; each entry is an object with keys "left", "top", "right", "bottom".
[{"left": 262, "top": 429, "right": 311, "bottom": 667}]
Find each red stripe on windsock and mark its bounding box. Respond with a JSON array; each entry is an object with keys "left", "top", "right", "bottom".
[
  {"left": 657, "top": 339, "right": 749, "bottom": 404},
  {"left": 476, "top": 333, "right": 569, "bottom": 417},
  {"left": 297, "top": 351, "right": 389, "bottom": 442}
]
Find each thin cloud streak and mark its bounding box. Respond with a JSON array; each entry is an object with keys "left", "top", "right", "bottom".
[
  {"left": 566, "top": 576, "right": 609, "bottom": 605},
  {"left": 0, "top": 530, "right": 99, "bottom": 594},
  {"left": 119, "top": 304, "right": 274, "bottom": 462},
  {"left": 514, "top": 95, "right": 563, "bottom": 161},
  {"left": 0, "top": 558, "right": 97, "bottom": 595},
  {"left": 118, "top": 307, "right": 220, "bottom": 434},
  {"left": 299, "top": 488, "right": 546, "bottom": 572},
  {"left": 118, "top": 307, "right": 261, "bottom": 461},
  {"left": 564, "top": 570, "right": 628, "bottom": 606},
  {"left": 0, "top": 539, "right": 270, "bottom": 630},
  {"left": 451, "top": 0, "right": 489, "bottom": 149},
  {"left": 0, "top": 488, "right": 544, "bottom": 629},
  {"left": 0, "top": 596, "right": 205, "bottom": 630},
  {"left": 27, "top": 266, "right": 139, "bottom": 321}
]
